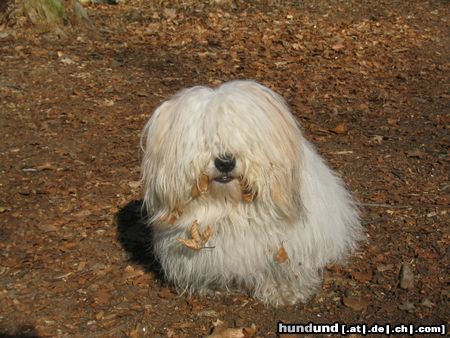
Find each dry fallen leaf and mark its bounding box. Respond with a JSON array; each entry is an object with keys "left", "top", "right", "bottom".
[
  {"left": 331, "top": 42, "right": 345, "bottom": 51},
  {"left": 73, "top": 210, "right": 91, "bottom": 219},
  {"left": 128, "top": 180, "right": 141, "bottom": 189},
  {"left": 163, "top": 8, "right": 177, "bottom": 19},
  {"left": 192, "top": 173, "right": 210, "bottom": 197},
  {"left": 242, "top": 324, "right": 257, "bottom": 337},
  {"left": 36, "top": 162, "right": 55, "bottom": 171},
  {"left": 191, "top": 185, "right": 200, "bottom": 198},
  {"left": 38, "top": 223, "right": 59, "bottom": 233},
  {"left": 242, "top": 192, "right": 256, "bottom": 203},
  {"left": 371, "top": 135, "right": 383, "bottom": 144},
  {"left": 399, "top": 263, "right": 414, "bottom": 290},
  {"left": 158, "top": 287, "right": 176, "bottom": 299},
  {"left": 342, "top": 296, "right": 369, "bottom": 311},
  {"left": 332, "top": 122, "right": 348, "bottom": 134},
  {"left": 167, "top": 214, "right": 177, "bottom": 224},
  {"left": 387, "top": 117, "right": 398, "bottom": 125},
  {"left": 352, "top": 270, "right": 373, "bottom": 283},
  {"left": 93, "top": 289, "right": 111, "bottom": 305},
  {"left": 406, "top": 149, "right": 425, "bottom": 158},
  {"left": 95, "top": 311, "right": 104, "bottom": 321},
  {"left": 177, "top": 220, "right": 213, "bottom": 251},
  {"left": 198, "top": 173, "right": 210, "bottom": 192},
  {"left": 167, "top": 207, "right": 183, "bottom": 224},
  {"left": 239, "top": 177, "right": 256, "bottom": 202},
  {"left": 123, "top": 265, "right": 145, "bottom": 281},
  {"left": 190, "top": 220, "right": 202, "bottom": 244},
  {"left": 203, "top": 224, "right": 212, "bottom": 244},
  {"left": 275, "top": 243, "right": 289, "bottom": 263},
  {"left": 207, "top": 320, "right": 256, "bottom": 338},
  {"left": 176, "top": 238, "right": 201, "bottom": 251}
]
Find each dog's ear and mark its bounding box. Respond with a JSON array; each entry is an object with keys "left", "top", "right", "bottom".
[
  {"left": 244, "top": 83, "right": 305, "bottom": 223},
  {"left": 141, "top": 100, "right": 174, "bottom": 159},
  {"left": 268, "top": 167, "right": 304, "bottom": 225},
  {"left": 141, "top": 100, "right": 180, "bottom": 218}
]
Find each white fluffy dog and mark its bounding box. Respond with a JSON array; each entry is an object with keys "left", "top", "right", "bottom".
[{"left": 141, "top": 80, "right": 362, "bottom": 306}]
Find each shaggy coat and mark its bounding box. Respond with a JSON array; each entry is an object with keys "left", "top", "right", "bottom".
[{"left": 141, "top": 80, "right": 362, "bottom": 306}]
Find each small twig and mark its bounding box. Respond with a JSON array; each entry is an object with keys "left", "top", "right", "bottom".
[
  {"left": 329, "top": 150, "right": 354, "bottom": 155},
  {"left": 357, "top": 202, "right": 412, "bottom": 209}
]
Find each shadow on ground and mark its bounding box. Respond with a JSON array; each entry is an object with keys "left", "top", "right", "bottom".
[
  {"left": 0, "top": 325, "right": 39, "bottom": 338},
  {"left": 115, "top": 200, "right": 163, "bottom": 279}
]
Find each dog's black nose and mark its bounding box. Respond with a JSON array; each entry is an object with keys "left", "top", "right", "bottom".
[{"left": 214, "top": 154, "right": 236, "bottom": 173}]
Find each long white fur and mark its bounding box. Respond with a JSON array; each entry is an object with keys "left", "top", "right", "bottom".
[{"left": 141, "top": 80, "right": 363, "bottom": 306}]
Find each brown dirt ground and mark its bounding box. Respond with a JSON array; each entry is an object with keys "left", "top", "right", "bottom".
[{"left": 0, "top": 0, "right": 449, "bottom": 337}]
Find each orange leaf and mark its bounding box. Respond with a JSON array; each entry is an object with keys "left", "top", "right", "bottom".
[
  {"left": 332, "top": 122, "right": 348, "bottom": 134},
  {"left": 239, "top": 177, "right": 256, "bottom": 202},
  {"left": 176, "top": 238, "right": 201, "bottom": 251},
  {"left": 275, "top": 243, "right": 289, "bottom": 263},
  {"left": 203, "top": 224, "right": 212, "bottom": 244},
  {"left": 190, "top": 220, "right": 202, "bottom": 244},
  {"left": 197, "top": 174, "right": 210, "bottom": 194}
]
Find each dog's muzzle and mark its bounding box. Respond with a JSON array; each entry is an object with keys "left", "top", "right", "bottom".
[{"left": 214, "top": 153, "right": 236, "bottom": 183}]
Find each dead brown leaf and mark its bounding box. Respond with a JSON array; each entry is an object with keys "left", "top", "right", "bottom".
[
  {"left": 177, "top": 220, "right": 214, "bottom": 250},
  {"left": 93, "top": 289, "right": 110, "bottom": 305},
  {"left": 176, "top": 237, "right": 201, "bottom": 251},
  {"left": 167, "top": 207, "right": 183, "bottom": 225},
  {"left": 36, "top": 162, "right": 55, "bottom": 171},
  {"left": 351, "top": 270, "right": 373, "bottom": 283},
  {"left": 331, "top": 122, "right": 348, "bottom": 134},
  {"left": 331, "top": 42, "right": 345, "bottom": 51},
  {"left": 406, "top": 149, "right": 425, "bottom": 158},
  {"left": 158, "top": 287, "right": 176, "bottom": 299},
  {"left": 275, "top": 243, "right": 289, "bottom": 264},
  {"left": 37, "top": 223, "right": 58, "bottom": 233},
  {"left": 207, "top": 320, "right": 256, "bottom": 338},
  {"left": 239, "top": 177, "right": 256, "bottom": 202},
  {"left": 203, "top": 224, "right": 212, "bottom": 244},
  {"left": 342, "top": 296, "right": 369, "bottom": 311},
  {"left": 192, "top": 173, "right": 210, "bottom": 198},
  {"left": 190, "top": 220, "right": 202, "bottom": 244}
]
